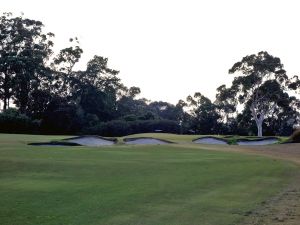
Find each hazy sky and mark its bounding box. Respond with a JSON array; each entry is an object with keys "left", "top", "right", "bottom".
[{"left": 2, "top": 0, "right": 300, "bottom": 104}]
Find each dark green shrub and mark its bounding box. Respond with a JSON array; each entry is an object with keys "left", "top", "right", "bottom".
[
  {"left": 86, "top": 120, "right": 131, "bottom": 137},
  {"left": 40, "top": 103, "right": 83, "bottom": 135},
  {"left": 0, "top": 108, "right": 40, "bottom": 134},
  {"left": 84, "top": 119, "right": 180, "bottom": 137},
  {"left": 290, "top": 129, "right": 300, "bottom": 143}
]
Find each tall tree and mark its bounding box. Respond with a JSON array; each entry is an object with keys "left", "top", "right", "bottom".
[
  {"left": 228, "top": 51, "right": 293, "bottom": 137},
  {"left": 52, "top": 38, "right": 83, "bottom": 98},
  {"left": 70, "top": 55, "right": 122, "bottom": 121},
  {"left": 215, "top": 85, "right": 236, "bottom": 122},
  {"left": 186, "top": 92, "right": 220, "bottom": 134},
  {"left": 0, "top": 12, "right": 54, "bottom": 113}
]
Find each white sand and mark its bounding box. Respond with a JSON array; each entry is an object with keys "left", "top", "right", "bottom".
[
  {"left": 124, "top": 138, "right": 169, "bottom": 145},
  {"left": 237, "top": 138, "right": 278, "bottom": 146},
  {"left": 193, "top": 137, "right": 228, "bottom": 145},
  {"left": 65, "top": 136, "right": 115, "bottom": 146}
]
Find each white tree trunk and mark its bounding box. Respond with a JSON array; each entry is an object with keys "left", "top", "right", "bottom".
[
  {"left": 256, "top": 121, "right": 263, "bottom": 137},
  {"left": 251, "top": 103, "right": 265, "bottom": 137},
  {"left": 255, "top": 115, "right": 264, "bottom": 137}
]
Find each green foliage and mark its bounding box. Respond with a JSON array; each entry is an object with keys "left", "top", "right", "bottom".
[
  {"left": 85, "top": 119, "right": 181, "bottom": 136},
  {"left": 186, "top": 92, "right": 221, "bottom": 134},
  {"left": 0, "top": 12, "right": 54, "bottom": 113},
  {"left": 290, "top": 129, "right": 300, "bottom": 143},
  {"left": 0, "top": 108, "right": 40, "bottom": 133},
  {"left": 0, "top": 13, "right": 299, "bottom": 137},
  {"left": 216, "top": 51, "right": 300, "bottom": 136},
  {"left": 40, "top": 100, "right": 83, "bottom": 135}
]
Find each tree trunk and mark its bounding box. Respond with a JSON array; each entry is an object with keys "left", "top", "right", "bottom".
[
  {"left": 255, "top": 117, "right": 264, "bottom": 137},
  {"left": 257, "top": 121, "right": 263, "bottom": 137},
  {"left": 3, "top": 98, "right": 7, "bottom": 110}
]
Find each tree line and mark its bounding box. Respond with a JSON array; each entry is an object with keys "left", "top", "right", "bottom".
[{"left": 0, "top": 13, "right": 299, "bottom": 136}]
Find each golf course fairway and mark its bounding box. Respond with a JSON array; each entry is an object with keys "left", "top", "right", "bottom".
[{"left": 0, "top": 134, "right": 298, "bottom": 225}]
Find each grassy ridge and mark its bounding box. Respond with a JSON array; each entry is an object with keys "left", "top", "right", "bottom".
[
  {"left": 124, "top": 133, "right": 288, "bottom": 144},
  {"left": 0, "top": 134, "right": 297, "bottom": 225}
]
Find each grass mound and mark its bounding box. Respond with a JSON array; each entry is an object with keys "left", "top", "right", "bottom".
[
  {"left": 123, "top": 137, "right": 173, "bottom": 145},
  {"left": 193, "top": 136, "right": 228, "bottom": 145},
  {"left": 63, "top": 135, "right": 117, "bottom": 146},
  {"left": 29, "top": 135, "right": 117, "bottom": 147}
]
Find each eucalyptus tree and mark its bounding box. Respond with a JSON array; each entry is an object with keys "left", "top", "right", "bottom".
[
  {"left": 116, "top": 86, "right": 145, "bottom": 119},
  {"left": 215, "top": 85, "right": 236, "bottom": 122},
  {"left": 186, "top": 92, "right": 220, "bottom": 134},
  {"left": 70, "top": 55, "right": 123, "bottom": 121},
  {"left": 226, "top": 51, "right": 296, "bottom": 136},
  {"left": 0, "top": 12, "right": 54, "bottom": 113},
  {"left": 0, "top": 13, "right": 13, "bottom": 110},
  {"left": 52, "top": 38, "right": 83, "bottom": 98}
]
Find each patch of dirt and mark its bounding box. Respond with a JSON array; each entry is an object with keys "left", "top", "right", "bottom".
[
  {"left": 242, "top": 173, "right": 300, "bottom": 225},
  {"left": 239, "top": 144, "right": 300, "bottom": 225},
  {"left": 199, "top": 143, "right": 300, "bottom": 225},
  {"left": 241, "top": 144, "right": 300, "bottom": 165}
]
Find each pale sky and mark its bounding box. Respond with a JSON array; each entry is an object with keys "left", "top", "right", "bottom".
[{"left": 2, "top": 0, "right": 300, "bottom": 104}]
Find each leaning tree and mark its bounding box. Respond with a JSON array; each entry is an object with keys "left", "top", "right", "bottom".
[{"left": 226, "top": 51, "right": 297, "bottom": 137}]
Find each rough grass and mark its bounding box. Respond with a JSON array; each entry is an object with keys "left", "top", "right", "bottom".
[{"left": 0, "top": 133, "right": 298, "bottom": 225}]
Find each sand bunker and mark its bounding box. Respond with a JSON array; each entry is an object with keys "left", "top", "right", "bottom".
[
  {"left": 237, "top": 138, "right": 278, "bottom": 146},
  {"left": 29, "top": 136, "right": 116, "bottom": 147},
  {"left": 64, "top": 136, "right": 116, "bottom": 146},
  {"left": 124, "top": 137, "right": 171, "bottom": 145},
  {"left": 193, "top": 137, "right": 228, "bottom": 145}
]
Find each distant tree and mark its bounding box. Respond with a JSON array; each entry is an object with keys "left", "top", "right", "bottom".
[
  {"left": 264, "top": 95, "right": 300, "bottom": 136},
  {"left": 128, "top": 86, "right": 141, "bottom": 98},
  {"left": 69, "top": 55, "right": 123, "bottom": 122},
  {"left": 288, "top": 75, "right": 300, "bottom": 93},
  {"left": 227, "top": 51, "right": 296, "bottom": 137},
  {"left": 186, "top": 92, "right": 220, "bottom": 134},
  {"left": 215, "top": 84, "right": 236, "bottom": 122},
  {"left": 40, "top": 96, "right": 83, "bottom": 134},
  {"left": 148, "top": 101, "right": 182, "bottom": 121},
  {"left": 52, "top": 38, "right": 83, "bottom": 98},
  {"left": 116, "top": 86, "right": 145, "bottom": 119}
]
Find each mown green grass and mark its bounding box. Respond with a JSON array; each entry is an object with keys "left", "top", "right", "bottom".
[
  {"left": 124, "top": 133, "right": 289, "bottom": 144},
  {"left": 0, "top": 133, "right": 297, "bottom": 225},
  {"left": 124, "top": 133, "right": 207, "bottom": 143}
]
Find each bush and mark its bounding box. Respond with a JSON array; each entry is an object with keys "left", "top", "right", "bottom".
[
  {"left": 290, "top": 129, "right": 300, "bottom": 143},
  {"left": 0, "top": 108, "right": 40, "bottom": 134},
  {"left": 84, "top": 120, "right": 131, "bottom": 137},
  {"left": 84, "top": 119, "right": 180, "bottom": 137},
  {"left": 40, "top": 102, "right": 83, "bottom": 135}
]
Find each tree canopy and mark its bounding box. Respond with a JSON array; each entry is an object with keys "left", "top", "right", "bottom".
[
  {"left": 217, "top": 51, "right": 299, "bottom": 136},
  {"left": 0, "top": 13, "right": 299, "bottom": 136}
]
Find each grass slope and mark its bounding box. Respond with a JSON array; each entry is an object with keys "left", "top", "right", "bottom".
[
  {"left": 0, "top": 134, "right": 298, "bottom": 225},
  {"left": 124, "top": 133, "right": 289, "bottom": 144},
  {"left": 123, "top": 133, "right": 201, "bottom": 143}
]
